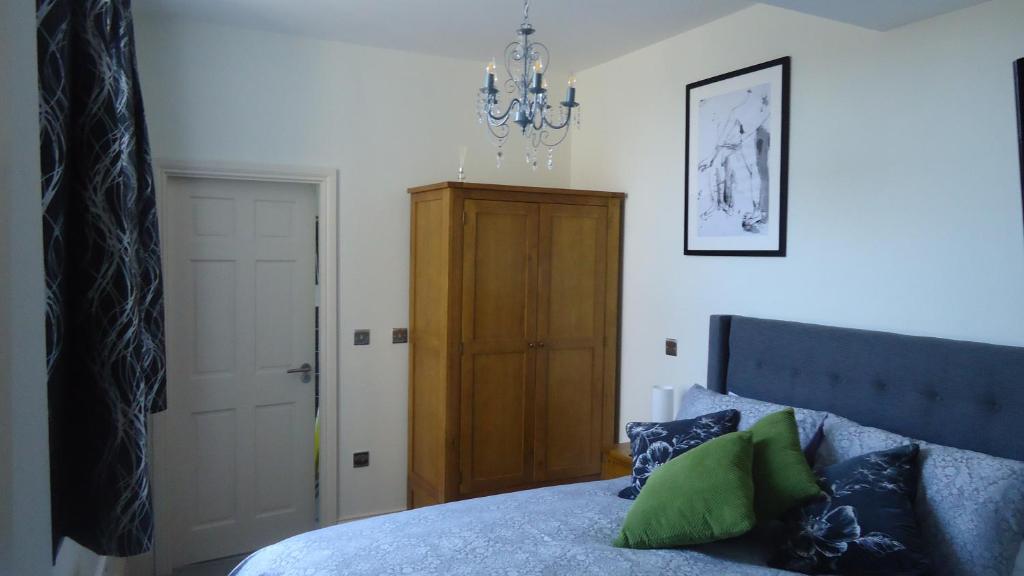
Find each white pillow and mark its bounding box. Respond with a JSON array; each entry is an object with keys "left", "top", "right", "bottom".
[{"left": 676, "top": 384, "right": 827, "bottom": 453}]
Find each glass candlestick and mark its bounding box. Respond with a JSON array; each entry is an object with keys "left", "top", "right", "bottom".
[{"left": 458, "top": 146, "right": 467, "bottom": 182}]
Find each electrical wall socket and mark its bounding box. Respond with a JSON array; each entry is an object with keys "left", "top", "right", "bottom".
[
  {"left": 354, "top": 329, "right": 370, "bottom": 346},
  {"left": 665, "top": 338, "right": 678, "bottom": 357},
  {"left": 353, "top": 451, "right": 369, "bottom": 468},
  {"left": 392, "top": 328, "right": 408, "bottom": 344}
]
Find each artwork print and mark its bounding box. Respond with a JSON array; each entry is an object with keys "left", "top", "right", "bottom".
[
  {"left": 697, "top": 83, "right": 771, "bottom": 236},
  {"left": 685, "top": 57, "right": 789, "bottom": 256}
]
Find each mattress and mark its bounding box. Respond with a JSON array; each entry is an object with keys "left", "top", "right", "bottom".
[{"left": 230, "top": 478, "right": 794, "bottom": 576}]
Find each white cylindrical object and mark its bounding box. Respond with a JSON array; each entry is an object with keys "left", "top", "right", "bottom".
[{"left": 651, "top": 385, "right": 675, "bottom": 422}]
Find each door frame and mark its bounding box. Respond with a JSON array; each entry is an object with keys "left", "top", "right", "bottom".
[{"left": 151, "top": 160, "right": 340, "bottom": 576}]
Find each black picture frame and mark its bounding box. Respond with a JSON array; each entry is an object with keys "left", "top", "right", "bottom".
[
  {"left": 684, "top": 57, "right": 790, "bottom": 257},
  {"left": 1016, "top": 58, "right": 1024, "bottom": 232}
]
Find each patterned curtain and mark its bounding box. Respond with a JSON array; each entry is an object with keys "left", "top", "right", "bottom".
[{"left": 37, "top": 0, "right": 167, "bottom": 557}]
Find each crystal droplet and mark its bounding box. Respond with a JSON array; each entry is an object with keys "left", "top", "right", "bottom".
[
  {"left": 496, "top": 150, "right": 503, "bottom": 168},
  {"left": 547, "top": 148, "right": 554, "bottom": 170}
]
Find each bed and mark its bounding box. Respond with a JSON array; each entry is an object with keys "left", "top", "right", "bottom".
[{"left": 231, "top": 315, "right": 1024, "bottom": 575}]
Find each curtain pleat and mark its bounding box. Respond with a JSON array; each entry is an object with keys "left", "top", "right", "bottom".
[{"left": 37, "top": 0, "right": 167, "bottom": 557}]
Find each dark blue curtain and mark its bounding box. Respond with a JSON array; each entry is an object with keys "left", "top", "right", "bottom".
[{"left": 37, "top": 0, "right": 167, "bottom": 557}]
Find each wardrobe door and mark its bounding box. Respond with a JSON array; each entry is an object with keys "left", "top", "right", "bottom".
[
  {"left": 459, "top": 199, "right": 539, "bottom": 495},
  {"left": 534, "top": 203, "right": 608, "bottom": 481}
]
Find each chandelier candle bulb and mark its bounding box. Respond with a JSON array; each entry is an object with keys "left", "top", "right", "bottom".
[
  {"left": 483, "top": 72, "right": 494, "bottom": 94},
  {"left": 484, "top": 60, "right": 497, "bottom": 92}
]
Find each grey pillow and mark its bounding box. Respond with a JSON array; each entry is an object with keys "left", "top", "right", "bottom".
[
  {"left": 817, "top": 414, "right": 1024, "bottom": 576},
  {"left": 677, "top": 384, "right": 827, "bottom": 454}
]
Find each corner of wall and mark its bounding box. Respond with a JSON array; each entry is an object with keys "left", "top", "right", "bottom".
[{"left": 1, "top": 1, "right": 53, "bottom": 575}]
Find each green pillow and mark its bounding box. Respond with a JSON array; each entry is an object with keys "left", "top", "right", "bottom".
[
  {"left": 748, "top": 408, "right": 822, "bottom": 522},
  {"left": 613, "top": 431, "right": 756, "bottom": 549}
]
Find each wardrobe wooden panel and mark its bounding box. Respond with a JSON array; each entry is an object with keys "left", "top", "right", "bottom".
[
  {"left": 408, "top": 192, "right": 449, "bottom": 503},
  {"left": 462, "top": 200, "right": 537, "bottom": 342},
  {"left": 537, "top": 348, "right": 598, "bottom": 479},
  {"left": 459, "top": 200, "right": 537, "bottom": 495},
  {"left": 535, "top": 203, "right": 608, "bottom": 481},
  {"left": 464, "top": 352, "right": 532, "bottom": 491}
]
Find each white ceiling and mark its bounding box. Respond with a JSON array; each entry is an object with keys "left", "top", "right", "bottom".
[
  {"left": 759, "top": 0, "right": 989, "bottom": 31},
  {"left": 133, "top": 0, "right": 990, "bottom": 72}
]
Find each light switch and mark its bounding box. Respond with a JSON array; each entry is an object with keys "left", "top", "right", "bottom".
[
  {"left": 665, "top": 338, "right": 678, "bottom": 357},
  {"left": 354, "top": 329, "right": 370, "bottom": 346},
  {"left": 392, "top": 328, "right": 408, "bottom": 344}
]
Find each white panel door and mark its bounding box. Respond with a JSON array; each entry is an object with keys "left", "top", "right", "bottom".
[{"left": 161, "top": 176, "right": 316, "bottom": 568}]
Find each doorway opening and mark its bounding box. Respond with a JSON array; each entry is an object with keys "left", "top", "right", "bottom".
[{"left": 151, "top": 162, "right": 338, "bottom": 576}]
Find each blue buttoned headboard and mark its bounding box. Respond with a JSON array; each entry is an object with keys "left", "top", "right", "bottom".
[{"left": 706, "top": 315, "right": 1024, "bottom": 461}]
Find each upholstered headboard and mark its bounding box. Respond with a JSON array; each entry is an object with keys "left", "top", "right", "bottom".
[{"left": 707, "top": 315, "right": 1024, "bottom": 461}]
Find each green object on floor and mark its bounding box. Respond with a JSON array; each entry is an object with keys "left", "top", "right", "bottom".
[{"left": 613, "top": 431, "right": 756, "bottom": 549}]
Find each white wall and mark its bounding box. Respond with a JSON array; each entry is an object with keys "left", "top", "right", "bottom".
[
  {"left": 569, "top": 0, "right": 1024, "bottom": 437},
  {"left": 132, "top": 14, "right": 572, "bottom": 522},
  {"left": 0, "top": 1, "right": 53, "bottom": 575}
]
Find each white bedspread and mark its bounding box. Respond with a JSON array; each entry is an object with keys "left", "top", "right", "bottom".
[{"left": 230, "top": 478, "right": 794, "bottom": 576}]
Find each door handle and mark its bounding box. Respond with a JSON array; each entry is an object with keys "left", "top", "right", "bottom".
[{"left": 286, "top": 362, "right": 313, "bottom": 383}]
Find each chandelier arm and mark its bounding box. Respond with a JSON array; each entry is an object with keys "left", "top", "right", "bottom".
[
  {"left": 537, "top": 124, "right": 571, "bottom": 149},
  {"left": 541, "top": 106, "right": 572, "bottom": 131},
  {"left": 486, "top": 120, "right": 510, "bottom": 142},
  {"left": 504, "top": 40, "right": 524, "bottom": 86},
  {"left": 532, "top": 100, "right": 547, "bottom": 131},
  {"left": 486, "top": 97, "right": 521, "bottom": 125},
  {"left": 527, "top": 41, "right": 550, "bottom": 74}
]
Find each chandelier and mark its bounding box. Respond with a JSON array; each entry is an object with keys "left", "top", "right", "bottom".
[{"left": 477, "top": 0, "right": 580, "bottom": 170}]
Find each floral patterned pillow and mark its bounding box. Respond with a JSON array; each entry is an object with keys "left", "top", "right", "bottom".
[
  {"left": 617, "top": 409, "right": 739, "bottom": 500},
  {"left": 770, "top": 444, "right": 930, "bottom": 575},
  {"left": 816, "top": 415, "right": 1024, "bottom": 576}
]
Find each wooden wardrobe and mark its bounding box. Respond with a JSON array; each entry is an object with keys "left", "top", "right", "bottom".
[{"left": 407, "top": 182, "right": 624, "bottom": 508}]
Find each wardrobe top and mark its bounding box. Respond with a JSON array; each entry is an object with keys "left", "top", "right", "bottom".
[{"left": 408, "top": 181, "right": 626, "bottom": 198}]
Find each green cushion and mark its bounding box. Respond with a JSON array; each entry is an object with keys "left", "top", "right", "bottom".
[
  {"left": 613, "top": 431, "right": 756, "bottom": 549},
  {"left": 748, "top": 408, "right": 822, "bottom": 522}
]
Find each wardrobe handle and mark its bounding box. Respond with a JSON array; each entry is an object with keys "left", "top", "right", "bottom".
[
  {"left": 528, "top": 342, "right": 536, "bottom": 348},
  {"left": 538, "top": 342, "right": 546, "bottom": 348}
]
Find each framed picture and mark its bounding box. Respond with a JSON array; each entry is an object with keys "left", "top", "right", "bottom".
[
  {"left": 1016, "top": 58, "right": 1023, "bottom": 230},
  {"left": 685, "top": 57, "right": 790, "bottom": 256}
]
